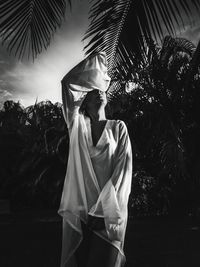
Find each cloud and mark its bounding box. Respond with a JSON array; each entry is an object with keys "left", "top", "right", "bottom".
[
  {"left": 0, "top": 87, "right": 13, "bottom": 109},
  {"left": 2, "top": 31, "right": 87, "bottom": 107},
  {"left": 178, "top": 23, "right": 200, "bottom": 45},
  {"left": 0, "top": 88, "right": 12, "bottom": 97}
]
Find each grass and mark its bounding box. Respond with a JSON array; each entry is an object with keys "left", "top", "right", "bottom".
[{"left": 0, "top": 211, "right": 200, "bottom": 267}]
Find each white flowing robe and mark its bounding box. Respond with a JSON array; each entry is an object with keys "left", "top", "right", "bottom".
[{"left": 58, "top": 55, "right": 132, "bottom": 267}]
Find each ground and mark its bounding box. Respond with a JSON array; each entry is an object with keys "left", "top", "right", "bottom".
[{"left": 0, "top": 211, "right": 200, "bottom": 267}]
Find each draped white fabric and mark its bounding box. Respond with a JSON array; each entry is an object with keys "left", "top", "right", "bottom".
[{"left": 58, "top": 53, "right": 132, "bottom": 267}]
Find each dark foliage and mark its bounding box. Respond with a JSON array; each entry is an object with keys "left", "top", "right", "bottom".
[
  {"left": 0, "top": 100, "right": 69, "bottom": 210},
  {"left": 1, "top": 36, "right": 200, "bottom": 216},
  {"left": 109, "top": 35, "right": 200, "bottom": 217},
  {"left": 84, "top": 0, "right": 200, "bottom": 96}
]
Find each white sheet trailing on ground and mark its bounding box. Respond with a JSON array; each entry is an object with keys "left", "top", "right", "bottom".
[{"left": 58, "top": 53, "right": 132, "bottom": 267}]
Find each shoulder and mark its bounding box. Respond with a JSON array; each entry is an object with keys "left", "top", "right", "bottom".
[
  {"left": 111, "top": 119, "right": 127, "bottom": 129},
  {"left": 116, "top": 120, "right": 127, "bottom": 128},
  {"left": 108, "top": 119, "right": 128, "bottom": 136}
]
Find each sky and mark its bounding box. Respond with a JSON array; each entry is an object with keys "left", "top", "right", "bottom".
[
  {"left": 0, "top": 0, "right": 90, "bottom": 108},
  {"left": 0, "top": 1, "right": 200, "bottom": 109}
]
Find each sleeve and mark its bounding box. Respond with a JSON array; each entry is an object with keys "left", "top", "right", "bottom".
[
  {"left": 61, "top": 52, "right": 111, "bottom": 131},
  {"left": 88, "top": 121, "right": 133, "bottom": 241},
  {"left": 61, "top": 75, "right": 91, "bottom": 131}
]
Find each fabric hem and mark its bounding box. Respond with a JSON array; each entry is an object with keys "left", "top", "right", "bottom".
[{"left": 58, "top": 209, "right": 125, "bottom": 260}]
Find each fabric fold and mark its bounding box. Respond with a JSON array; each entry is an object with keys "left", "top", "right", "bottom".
[{"left": 58, "top": 52, "right": 132, "bottom": 267}]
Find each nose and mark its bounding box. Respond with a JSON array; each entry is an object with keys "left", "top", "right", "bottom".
[{"left": 98, "top": 90, "right": 105, "bottom": 96}]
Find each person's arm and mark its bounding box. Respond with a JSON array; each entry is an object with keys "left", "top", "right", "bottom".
[
  {"left": 61, "top": 52, "right": 110, "bottom": 131},
  {"left": 61, "top": 76, "right": 88, "bottom": 131}
]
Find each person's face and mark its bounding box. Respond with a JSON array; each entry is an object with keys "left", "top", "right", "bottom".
[{"left": 85, "top": 89, "right": 107, "bottom": 109}]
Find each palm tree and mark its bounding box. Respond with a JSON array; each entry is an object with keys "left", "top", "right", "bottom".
[
  {"left": 14, "top": 100, "right": 68, "bottom": 209},
  {"left": 109, "top": 35, "right": 200, "bottom": 215},
  {"left": 0, "top": 100, "right": 25, "bottom": 198},
  {"left": 0, "top": 99, "right": 68, "bottom": 209}
]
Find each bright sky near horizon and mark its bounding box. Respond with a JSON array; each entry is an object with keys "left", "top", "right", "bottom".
[{"left": 0, "top": 1, "right": 200, "bottom": 109}]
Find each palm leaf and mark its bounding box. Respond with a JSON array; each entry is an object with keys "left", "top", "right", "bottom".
[
  {"left": 160, "top": 35, "right": 196, "bottom": 65},
  {"left": 0, "top": 0, "right": 70, "bottom": 59},
  {"left": 83, "top": 0, "right": 132, "bottom": 69},
  {"left": 159, "top": 122, "right": 187, "bottom": 180},
  {"left": 84, "top": 0, "right": 200, "bottom": 94},
  {"left": 185, "top": 40, "right": 200, "bottom": 90}
]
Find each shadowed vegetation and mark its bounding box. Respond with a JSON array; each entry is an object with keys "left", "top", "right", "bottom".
[
  {"left": 1, "top": 34, "right": 200, "bottom": 217},
  {"left": 1, "top": 1, "right": 200, "bottom": 217}
]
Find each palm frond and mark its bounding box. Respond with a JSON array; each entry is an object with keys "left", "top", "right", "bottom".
[
  {"left": 0, "top": 0, "right": 69, "bottom": 59},
  {"left": 160, "top": 35, "right": 196, "bottom": 65},
  {"left": 83, "top": 0, "right": 131, "bottom": 69},
  {"left": 160, "top": 130, "right": 187, "bottom": 180},
  {"left": 84, "top": 0, "right": 200, "bottom": 94},
  {"left": 107, "top": 43, "right": 138, "bottom": 99},
  {"left": 185, "top": 40, "right": 200, "bottom": 90}
]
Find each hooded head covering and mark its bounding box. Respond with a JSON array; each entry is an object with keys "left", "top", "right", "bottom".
[{"left": 64, "top": 52, "right": 111, "bottom": 92}]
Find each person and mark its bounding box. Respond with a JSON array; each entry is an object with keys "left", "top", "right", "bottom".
[{"left": 58, "top": 52, "right": 132, "bottom": 267}]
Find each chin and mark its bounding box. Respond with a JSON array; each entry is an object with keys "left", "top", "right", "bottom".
[{"left": 103, "top": 100, "right": 107, "bottom": 106}]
